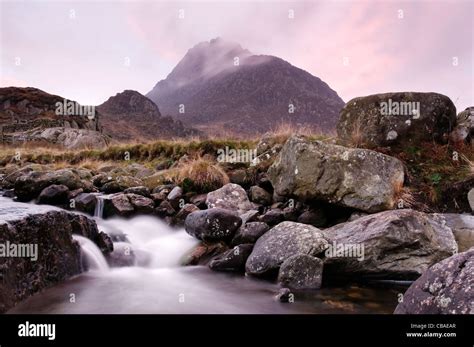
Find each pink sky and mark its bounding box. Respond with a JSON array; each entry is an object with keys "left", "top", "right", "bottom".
[{"left": 1, "top": 0, "right": 472, "bottom": 111}]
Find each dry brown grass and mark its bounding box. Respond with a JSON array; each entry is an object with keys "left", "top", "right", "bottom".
[{"left": 173, "top": 157, "right": 229, "bottom": 193}]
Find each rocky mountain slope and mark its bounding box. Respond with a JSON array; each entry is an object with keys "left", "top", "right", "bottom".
[
  {"left": 147, "top": 38, "right": 344, "bottom": 135},
  {"left": 97, "top": 90, "right": 199, "bottom": 142},
  {"left": 0, "top": 87, "right": 108, "bottom": 149}
]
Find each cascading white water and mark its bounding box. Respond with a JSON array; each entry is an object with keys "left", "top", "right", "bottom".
[
  {"left": 97, "top": 216, "right": 199, "bottom": 268},
  {"left": 94, "top": 195, "right": 105, "bottom": 218},
  {"left": 73, "top": 235, "right": 109, "bottom": 271}
]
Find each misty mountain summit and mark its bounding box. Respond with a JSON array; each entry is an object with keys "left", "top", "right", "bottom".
[{"left": 147, "top": 38, "right": 344, "bottom": 135}]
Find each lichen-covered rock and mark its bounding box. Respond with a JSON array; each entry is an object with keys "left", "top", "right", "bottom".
[
  {"left": 123, "top": 186, "right": 151, "bottom": 197},
  {"left": 450, "top": 107, "right": 473, "bottom": 143},
  {"left": 278, "top": 254, "right": 323, "bottom": 289},
  {"left": 206, "top": 183, "right": 254, "bottom": 214},
  {"left": 337, "top": 92, "right": 456, "bottom": 148},
  {"left": 268, "top": 135, "right": 405, "bottom": 213},
  {"left": 394, "top": 249, "right": 474, "bottom": 314},
  {"left": 245, "top": 221, "right": 328, "bottom": 276},
  {"left": 322, "top": 209, "right": 458, "bottom": 279},
  {"left": 184, "top": 208, "right": 242, "bottom": 241},
  {"left": 209, "top": 244, "right": 253, "bottom": 272},
  {"left": 101, "top": 175, "right": 143, "bottom": 194}
]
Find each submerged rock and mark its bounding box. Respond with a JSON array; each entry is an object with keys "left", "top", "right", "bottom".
[
  {"left": 209, "top": 244, "right": 253, "bottom": 272},
  {"left": 394, "top": 249, "right": 474, "bottom": 314},
  {"left": 268, "top": 135, "right": 405, "bottom": 213}
]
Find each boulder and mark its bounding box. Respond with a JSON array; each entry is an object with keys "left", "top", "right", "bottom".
[
  {"left": 14, "top": 169, "right": 88, "bottom": 201},
  {"left": 103, "top": 194, "right": 134, "bottom": 217},
  {"left": 0, "top": 200, "right": 104, "bottom": 313},
  {"left": 469, "top": 188, "right": 474, "bottom": 212},
  {"left": 449, "top": 107, "right": 473, "bottom": 143},
  {"left": 37, "top": 184, "right": 70, "bottom": 205},
  {"left": 209, "top": 244, "right": 254, "bottom": 272},
  {"left": 337, "top": 92, "right": 456, "bottom": 148},
  {"left": 74, "top": 193, "right": 97, "bottom": 215},
  {"left": 278, "top": 254, "right": 323, "bottom": 289},
  {"left": 245, "top": 221, "right": 328, "bottom": 277},
  {"left": 184, "top": 208, "right": 242, "bottom": 241},
  {"left": 231, "top": 222, "right": 270, "bottom": 246},
  {"left": 394, "top": 249, "right": 474, "bottom": 314},
  {"left": 189, "top": 193, "right": 208, "bottom": 209},
  {"left": 322, "top": 209, "right": 458, "bottom": 279},
  {"left": 126, "top": 193, "right": 154, "bottom": 214},
  {"left": 183, "top": 242, "right": 228, "bottom": 266},
  {"left": 431, "top": 213, "right": 474, "bottom": 252},
  {"left": 155, "top": 200, "right": 176, "bottom": 217},
  {"left": 249, "top": 185, "right": 272, "bottom": 205},
  {"left": 206, "top": 183, "right": 254, "bottom": 214},
  {"left": 259, "top": 209, "right": 285, "bottom": 225},
  {"left": 268, "top": 135, "right": 405, "bottom": 213},
  {"left": 101, "top": 175, "right": 143, "bottom": 193}
]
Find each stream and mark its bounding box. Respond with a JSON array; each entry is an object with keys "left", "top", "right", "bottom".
[{"left": 3, "top": 197, "right": 400, "bottom": 314}]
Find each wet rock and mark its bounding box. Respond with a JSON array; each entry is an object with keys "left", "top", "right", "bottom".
[
  {"left": 245, "top": 221, "right": 328, "bottom": 277},
  {"left": 104, "top": 194, "right": 134, "bottom": 217},
  {"left": 394, "top": 249, "right": 474, "bottom": 314},
  {"left": 127, "top": 193, "right": 154, "bottom": 214},
  {"left": 278, "top": 254, "right": 323, "bottom": 289},
  {"left": 37, "top": 184, "right": 70, "bottom": 205},
  {"left": 206, "top": 183, "right": 254, "bottom": 214},
  {"left": 268, "top": 135, "right": 405, "bottom": 213},
  {"left": 231, "top": 222, "right": 270, "bottom": 246},
  {"left": 322, "top": 209, "right": 458, "bottom": 280},
  {"left": 184, "top": 208, "right": 242, "bottom": 241},
  {"left": 337, "top": 92, "right": 456, "bottom": 148},
  {"left": 183, "top": 241, "right": 228, "bottom": 266},
  {"left": 276, "top": 288, "right": 294, "bottom": 303},
  {"left": 249, "top": 185, "right": 272, "bottom": 205},
  {"left": 0, "top": 205, "right": 100, "bottom": 313},
  {"left": 209, "top": 244, "right": 254, "bottom": 272},
  {"left": 74, "top": 193, "right": 97, "bottom": 215}
]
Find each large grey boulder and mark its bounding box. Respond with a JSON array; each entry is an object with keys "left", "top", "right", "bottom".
[
  {"left": 206, "top": 183, "right": 254, "bottom": 214},
  {"left": 337, "top": 92, "right": 456, "bottom": 148},
  {"left": 245, "top": 221, "right": 328, "bottom": 276},
  {"left": 395, "top": 249, "right": 474, "bottom": 314},
  {"left": 184, "top": 208, "right": 242, "bottom": 241},
  {"left": 268, "top": 135, "right": 404, "bottom": 213},
  {"left": 322, "top": 209, "right": 458, "bottom": 279}
]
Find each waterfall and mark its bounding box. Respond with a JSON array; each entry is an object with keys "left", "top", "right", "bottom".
[
  {"left": 73, "top": 235, "right": 109, "bottom": 271},
  {"left": 94, "top": 195, "right": 105, "bottom": 218}
]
